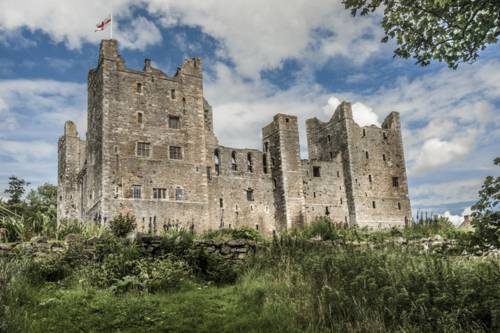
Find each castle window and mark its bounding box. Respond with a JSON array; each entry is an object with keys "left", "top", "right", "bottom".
[
  {"left": 365, "top": 151, "right": 369, "bottom": 159},
  {"left": 137, "top": 142, "right": 150, "bottom": 157},
  {"left": 153, "top": 188, "right": 166, "bottom": 199},
  {"left": 398, "top": 202, "right": 401, "bottom": 210},
  {"left": 313, "top": 166, "right": 321, "bottom": 177},
  {"left": 136, "top": 83, "right": 143, "bottom": 94},
  {"left": 327, "top": 135, "right": 331, "bottom": 143},
  {"left": 169, "top": 146, "right": 182, "bottom": 160},
  {"left": 264, "top": 142, "right": 269, "bottom": 152},
  {"left": 262, "top": 154, "right": 268, "bottom": 174},
  {"left": 255, "top": 224, "right": 259, "bottom": 230},
  {"left": 231, "top": 151, "right": 237, "bottom": 171},
  {"left": 392, "top": 177, "right": 399, "bottom": 187},
  {"left": 329, "top": 152, "right": 333, "bottom": 159},
  {"left": 372, "top": 201, "right": 376, "bottom": 209},
  {"left": 383, "top": 154, "right": 386, "bottom": 161},
  {"left": 383, "top": 132, "right": 388, "bottom": 139},
  {"left": 246, "top": 188, "right": 254, "bottom": 201},
  {"left": 182, "top": 97, "right": 186, "bottom": 108},
  {"left": 340, "top": 198, "right": 343, "bottom": 204},
  {"left": 214, "top": 150, "right": 221, "bottom": 175},
  {"left": 247, "top": 153, "right": 253, "bottom": 172},
  {"left": 168, "top": 116, "right": 180, "bottom": 129},
  {"left": 207, "top": 167, "right": 212, "bottom": 180},
  {"left": 175, "top": 187, "right": 184, "bottom": 201},
  {"left": 325, "top": 207, "right": 330, "bottom": 215},
  {"left": 132, "top": 185, "right": 142, "bottom": 199},
  {"left": 137, "top": 112, "right": 143, "bottom": 124},
  {"left": 313, "top": 192, "right": 316, "bottom": 198},
  {"left": 363, "top": 129, "right": 366, "bottom": 137},
  {"left": 170, "top": 89, "right": 176, "bottom": 99},
  {"left": 337, "top": 171, "right": 340, "bottom": 178},
  {"left": 285, "top": 118, "right": 290, "bottom": 123},
  {"left": 219, "top": 198, "right": 224, "bottom": 208},
  {"left": 368, "top": 175, "right": 372, "bottom": 183}
]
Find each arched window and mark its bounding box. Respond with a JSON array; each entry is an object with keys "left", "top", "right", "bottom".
[
  {"left": 247, "top": 153, "right": 253, "bottom": 172},
  {"left": 214, "top": 150, "right": 221, "bottom": 176},
  {"left": 231, "top": 151, "right": 237, "bottom": 170}
]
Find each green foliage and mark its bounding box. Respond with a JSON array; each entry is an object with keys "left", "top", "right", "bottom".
[
  {"left": 109, "top": 213, "right": 137, "bottom": 237},
  {"left": 56, "top": 218, "right": 84, "bottom": 240},
  {"left": 202, "top": 227, "right": 264, "bottom": 241},
  {"left": 472, "top": 157, "right": 500, "bottom": 248},
  {"left": 342, "top": 0, "right": 500, "bottom": 68},
  {"left": 4, "top": 176, "right": 30, "bottom": 205}
]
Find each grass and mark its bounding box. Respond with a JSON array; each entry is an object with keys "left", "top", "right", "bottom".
[{"left": 1, "top": 219, "right": 498, "bottom": 333}]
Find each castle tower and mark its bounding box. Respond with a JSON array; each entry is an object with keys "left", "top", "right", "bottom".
[
  {"left": 263, "top": 114, "right": 305, "bottom": 231},
  {"left": 57, "top": 121, "right": 84, "bottom": 223}
]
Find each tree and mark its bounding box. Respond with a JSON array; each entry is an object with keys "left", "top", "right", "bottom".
[
  {"left": 4, "top": 176, "right": 30, "bottom": 205},
  {"left": 342, "top": 0, "right": 500, "bottom": 68},
  {"left": 471, "top": 157, "right": 499, "bottom": 247}
]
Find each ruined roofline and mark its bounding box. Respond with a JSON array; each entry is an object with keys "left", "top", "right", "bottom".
[
  {"left": 91, "top": 39, "right": 202, "bottom": 81},
  {"left": 306, "top": 101, "right": 401, "bottom": 131},
  {"left": 216, "top": 144, "right": 264, "bottom": 154}
]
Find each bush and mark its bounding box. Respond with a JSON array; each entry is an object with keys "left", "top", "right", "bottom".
[
  {"left": 109, "top": 214, "right": 136, "bottom": 238},
  {"left": 136, "top": 257, "right": 191, "bottom": 292},
  {"left": 23, "top": 255, "right": 71, "bottom": 284},
  {"left": 203, "top": 227, "right": 264, "bottom": 242},
  {"left": 56, "top": 218, "right": 84, "bottom": 240}
]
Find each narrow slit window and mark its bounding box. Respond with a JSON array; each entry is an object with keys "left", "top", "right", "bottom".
[
  {"left": 136, "top": 83, "right": 143, "bottom": 94},
  {"left": 368, "top": 175, "right": 372, "bottom": 183},
  {"left": 214, "top": 150, "right": 221, "bottom": 175},
  {"left": 398, "top": 202, "right": 401, "bottom": 210},
  {"left": 137, "top": 112, "right": 143, "bottom": 124},
  {"left": 247, "top": 153, "right": 253, "bottom": 172},
  {"left": 219, "top": 198, "right": 224, "bottom": 208},
  {"left": 372, "top": 201, "right": 376, "bottom": 209},
  {"left": 231, "top": 151, "right": 237, "bottom": 171},
  {"left": 313, "top": 166, "right": 321, "bottom": 177},
  {"left": 170, "top": 89, "right": 176, "bottom": 99},
  {"left": 246, "top": 188, "right": 254, "bottom": 201},
  {"left": 362, "top": 129, "right": 366, "bottom": 137},
  {"left": 175, "top": 187, "right": 184, "bottom": 201},
  {"left": 392, "top": 177, "right": 399, "bottom": 187},
  {"left": 365, "top": 151, "right": 369, "bottom": 159},
  {"left": 262, "top": 154, "right": 268, "bottom": 174},
  {"left": 383, "top": 154, "right": 386, "bottom": 161}
]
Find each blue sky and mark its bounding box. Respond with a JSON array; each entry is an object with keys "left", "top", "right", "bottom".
[{"left": 0, "top": 0, "right": 499, "bottom": 224}]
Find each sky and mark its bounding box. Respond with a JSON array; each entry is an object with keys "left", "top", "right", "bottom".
[{"left": 0, "top": 0, "right": 499, "bottom": 224}]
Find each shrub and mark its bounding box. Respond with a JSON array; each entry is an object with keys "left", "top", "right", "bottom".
[
  {"left": 203, "top": 227, "right": 264, "bottom": 241},
  {"left": 56, "top": 218, "right": 84, "bottom": 240},
  {"left": 136, "top": 257, "right": 191, "bottom": 292},
  {"left": 23, "top": 255, "right": 71, "bottom": 284},
  {"left": 186, "top": 248, "right": 239, "bottom": 285},
  {"left": 109, "top": 214, "right": 136, "bottom": 238}
]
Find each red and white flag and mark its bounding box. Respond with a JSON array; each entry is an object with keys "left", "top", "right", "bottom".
[{"left": 95, "top": 16, "right": 112, "bottom": 32}]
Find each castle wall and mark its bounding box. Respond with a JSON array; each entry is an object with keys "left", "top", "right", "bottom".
[
  {"left": 57, "top": 121, "right": 83, "bottom": 222},
  {"left": 58, "top": 39, "right": 412, "bottom": 235},
  {"left": 302, "top": 156, "right": 349, "bottom": 225},
  {"left": 305, "top": 102, "right": 411, "bottom": 228},
  {"left": 206, "top": 146, "right": 276, "bottom": 234},
  {"left": 262, "top": 114, "right": 305, "bottom": 231}
]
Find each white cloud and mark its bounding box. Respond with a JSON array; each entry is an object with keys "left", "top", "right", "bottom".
[
  {"left": 145, "top": 0, "right": 383, "bottom": 77},
  {"left": 441, "top": 207, "right": 472, "bottom": 226},
  {"left": 322, "top": 96, "right": 380, "bottom": 127},
  {"left": 412, "top": 138, "right": 472, "bottom": 175},
  {"left": 0, "top": 0, "right": 161, "bottom": 50}
]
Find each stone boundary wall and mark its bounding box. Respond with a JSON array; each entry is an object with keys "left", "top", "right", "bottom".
[
  {"left": 0, "top": 235, "right": 257, "bottom": 261},
  {"left": 0, "top": 234, "right": 498, "bottom": 259}
]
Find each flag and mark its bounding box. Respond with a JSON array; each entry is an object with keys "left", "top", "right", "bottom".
[{"left": 95, "top": 16, "right": 112, "bottom": 32}]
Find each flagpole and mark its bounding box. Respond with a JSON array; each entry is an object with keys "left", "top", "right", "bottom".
[{"left": 110, "top": 0, "right": 113, "bottom": 39}]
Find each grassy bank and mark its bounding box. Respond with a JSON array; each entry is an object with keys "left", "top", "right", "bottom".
[{"left": 1, "top": 231, "right": 499, "bottom": 333}]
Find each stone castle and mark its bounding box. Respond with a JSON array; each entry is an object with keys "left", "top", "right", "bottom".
[{"left": 57, "top": 39, "right": 412, "bottom": 235}]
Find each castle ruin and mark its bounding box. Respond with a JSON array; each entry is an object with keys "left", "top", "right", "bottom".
[{"left": 57, "top": 40, "right": 412, "bottom": 235}]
